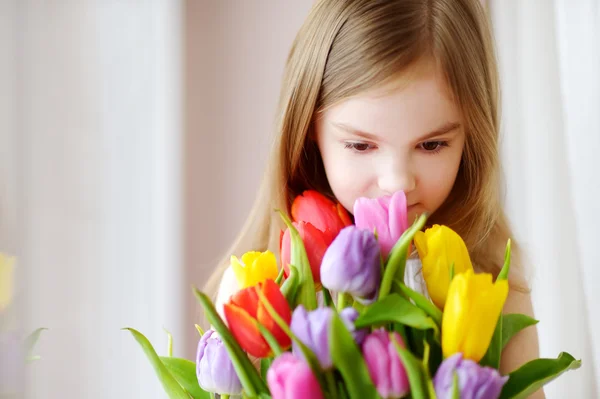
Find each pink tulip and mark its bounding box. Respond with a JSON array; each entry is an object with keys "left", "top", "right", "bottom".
[
  {"left": 353, "top": 191, "right": 409, "bottom": 258},
  {"left": 267, "top": 352, "right": 324, "bottom": 399},
  {"left": 362, "top": 329, "right": 410, "bottom": 399}
]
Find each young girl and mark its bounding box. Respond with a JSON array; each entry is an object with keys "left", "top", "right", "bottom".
[{"left": 207, "top": 0, "right": 542, "bottom": 396}]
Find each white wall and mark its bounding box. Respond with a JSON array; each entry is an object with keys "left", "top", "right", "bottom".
[
  {"left": 15, "top": 1, "right": 184, "bottom": 398},
  {"left": 184, "top": 0, "right": 315, "bottom": 355}
]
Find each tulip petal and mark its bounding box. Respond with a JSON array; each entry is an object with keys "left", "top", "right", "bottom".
[
  {"left": 224, "top": 303, "right": 271, "bottom": 358},
  {"left": 291, "top": 190, "right": 350, "bottom": 233},
  {"left": 418, "top": 225, "right": 474, "bottom": 309},
  {"left": 281, "top": 222, "right": 331, "bottom": 284},
  {"left": 267, "top": 352, "right": 324, "bottom": 399},
  {"left": 442, "top": 270, "right": 509, "bottom": 362},
  {"left": 230, "top": 286, "right": 260, "bottom": 318},
  {"left": 257, "top": 280, "right": 292, "bottom": 350},
  {"left": 388, "top": 191, "right": 409, "bottom": 242}
]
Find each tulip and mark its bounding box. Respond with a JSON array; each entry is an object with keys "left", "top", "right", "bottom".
[
  {"left": 280, "top": 191, "right": 352, "bottom": 285},
  {"left": 196, "top": 330, "right": 242, "bottom": 395},
  {"left": 231, "top": 250, "right": 279, "bottom": 289},
  {"left": 362, "top": 329, "right": 409, "bottom": 398},
  {"left": 281, "top": 221, "right": 331, "bottom": 284},
  {"left": 414, "top": 225, "right": 474, "bottom": 309},
  {"left": 223, "top": 279, "right": 292, "bottom": 358},
  {"left": 267, "top": 352, "right": 324, "bottom": 399},
  {"left": 320, "top": 226, "right": 381, "bottom": 303},
  {"left": 353, "top": 191, "right": 408, "bottom": 258},
  {"left": 291, "top": 190, "right": 352, "bottom": 236},
  {"left": 434, "top": 353, "right": 508, "bottom": 399},
  {"left": 290, "top": 305, "right": 368, "bottom": 369},
  {"left": 339, "top": 307, "right": 368, "bottom": 346},
  {"left": 0, "top": 253, "right": 15, "bottom": 312},
  {"left": 442, "top": 269, "right": 509, "bottom": 362}
]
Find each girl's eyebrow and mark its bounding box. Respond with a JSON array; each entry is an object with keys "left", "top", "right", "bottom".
[
  {"left": 417, "top": 121, "right": 462, "bottom": 141},
  {"left": 331, "top": 122, "right": 383, "bottom": 141},
  {"left": 331, "top": 121, "right": 462, "bottom": 142}
]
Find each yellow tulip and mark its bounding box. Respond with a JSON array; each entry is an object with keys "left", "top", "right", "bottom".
[
  {"left": 0, "top": 252, "right": 16, "bottom": 311},
  {"left": 414, "top": 225, "right": 474, "bottom": 309},
  {"left": 231, "top": 250, "right": 279, "bottom": 289},
  {"left": 442, "top": 269, "right": 508, "bottom": 362}
]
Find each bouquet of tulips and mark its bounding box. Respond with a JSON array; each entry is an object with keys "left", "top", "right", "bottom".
[{"left": 126, "top": 190, "right": 580, "bottom": 399}]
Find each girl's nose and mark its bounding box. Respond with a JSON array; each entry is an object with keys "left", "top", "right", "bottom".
[{"left": 377, "top": 161, "right": 416, "bottom": 195}]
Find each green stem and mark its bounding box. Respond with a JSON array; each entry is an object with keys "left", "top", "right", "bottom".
[
  {"left": 337, "top": 293, "right": 347, "bottom": 311},
  {"left": 256, "top": 322, "right": 284, "bottom": 356},
  {"left": 380, "top": 213, "right": 428, "bottom": 300},
  {"left": 221, "top": 395, "right": 230, "bottom": 399},
  {"left": 326, "top": 371, "right": 339, "bottom": 399}
]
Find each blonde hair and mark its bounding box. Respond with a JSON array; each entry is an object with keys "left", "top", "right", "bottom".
[{"left": 204, "top": 0, "right": 528, "bottom": 299}]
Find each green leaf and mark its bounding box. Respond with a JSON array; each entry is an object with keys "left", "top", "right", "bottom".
[
  {"left": 451, "top": 372, "right": 460, "bottom": 399},
  {"left": 256, "top": 322, "right": 284, "bottom": 356},
  {"left": 480, "top": 313, "right": 502, "bottom": 368},
  {"left": 329, "top": 313, "right": 379, "bottom": 398},
  {"left": 380, "top": 213, "right": 428, "bottom": 299},
  {"left": 392, "top": 337, "right": 430, "bottom": 399},
  {"left": 195, "top": 324, "right": 205, "bottom": 337},
  {"left": 164, "top": 328, "right": 174, "bottom": 357},
  {"left": 25, "top": 327, "right": 47, "bottom": 362},
  {"left": 260, "top": 358, "right": 273, "bottom": 381},
  {"left": 280, "top": 264, "right": 299, "bottom": 305},
  {"left": 502, "top": 313, "right": 539, "bottom": 349},
  {"left": 275, "top": 264, "right": 285, "bottom": 285},
  {"left": 160, "top": 357, "right": 211, "bottom": 399},
  {"left": 322, "top": 287, "right": 334, "bottom": 308},
  {"left": 394, "top": 281, "right": 442, "bottom": 326},
  {"left": 500, "top": 352, "right": 581, "bottom": 399},
  {"left": 123, "top": 328, "right": 191, "bottom": 399},
  {"left": 355, "top": 293, "right": 439, "bottom": 338},
  {"left": 498, "top": 239, "right": 511, "bottom": 281},
  {"left": 277, "top": 210, "right": 317, "bottom": 310},
  {"left": 193, "top": 289, "right": 269, "bottom": 396}
]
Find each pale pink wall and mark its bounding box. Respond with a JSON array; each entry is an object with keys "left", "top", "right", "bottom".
[{"left": 184, "top": 1, "right": 314, "bottom": 354}]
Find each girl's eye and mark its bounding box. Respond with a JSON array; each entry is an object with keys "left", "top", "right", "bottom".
[
  {"left": 418, "top": 140, "right": 449, "bottom": 153},
  {"left": 344, "top": 142, "right": 375, "bottom": 153}
]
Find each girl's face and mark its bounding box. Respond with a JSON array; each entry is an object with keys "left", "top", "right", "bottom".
[{"left": 314, "top": 62, "right": 465, "bottom": 223}]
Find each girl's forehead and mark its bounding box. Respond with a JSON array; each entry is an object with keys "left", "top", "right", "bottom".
[{"left": 318, "top": 67, "right": 462, "bottom": 142}]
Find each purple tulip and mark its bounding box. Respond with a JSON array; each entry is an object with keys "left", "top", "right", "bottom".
[
  {"left": 434, "top": 353, "right": 508, "bottom": 399},
  {"left": 339, "top": 307, "right": 368, "bottom": 346},
  {"left": 354, "top": 191, "right": 409, "bottom": 258},
  {"left": 362, "top": 329, "right": 409, "bottom": 399},
  {"left": 320, "top": 226, "right": 381, "bottom": 303},
  {"left": 196, "top": 330, "right": 242, "bottom": 395},
  {"left": 290, "top": 305, "right": 368, "bottom": 369},
  {"left": 267, "top": 352, "right": 324, "bottom": 399}
]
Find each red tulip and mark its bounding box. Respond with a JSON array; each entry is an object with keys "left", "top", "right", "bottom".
[
  {"left": 280, "top": 191, "right": 352, "bottom": 284},
  {"left": 223, "top": 279, "right": 292, "bottom": 358},
  {"left": 291, "top": 190, "right": 352, "bottom": 235},
  {"left": 280, "top": 221, "right": 332, "bottom": 284}
]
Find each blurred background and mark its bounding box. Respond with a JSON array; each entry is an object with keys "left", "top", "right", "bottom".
[{"left": 0, "top": 0, "right": 598, "bottom": 398}]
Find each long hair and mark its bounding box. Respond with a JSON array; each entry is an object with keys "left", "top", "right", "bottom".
[{"left": 204, "top": 0, "right": 528, "bottom": 299}]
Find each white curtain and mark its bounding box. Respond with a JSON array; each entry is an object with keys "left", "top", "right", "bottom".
[
  {"left": 11, "top": 1, "right": 184, "bottom": 398},
  {"left": 491, "top": 0, "right": 599, "bottom": 397}
]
